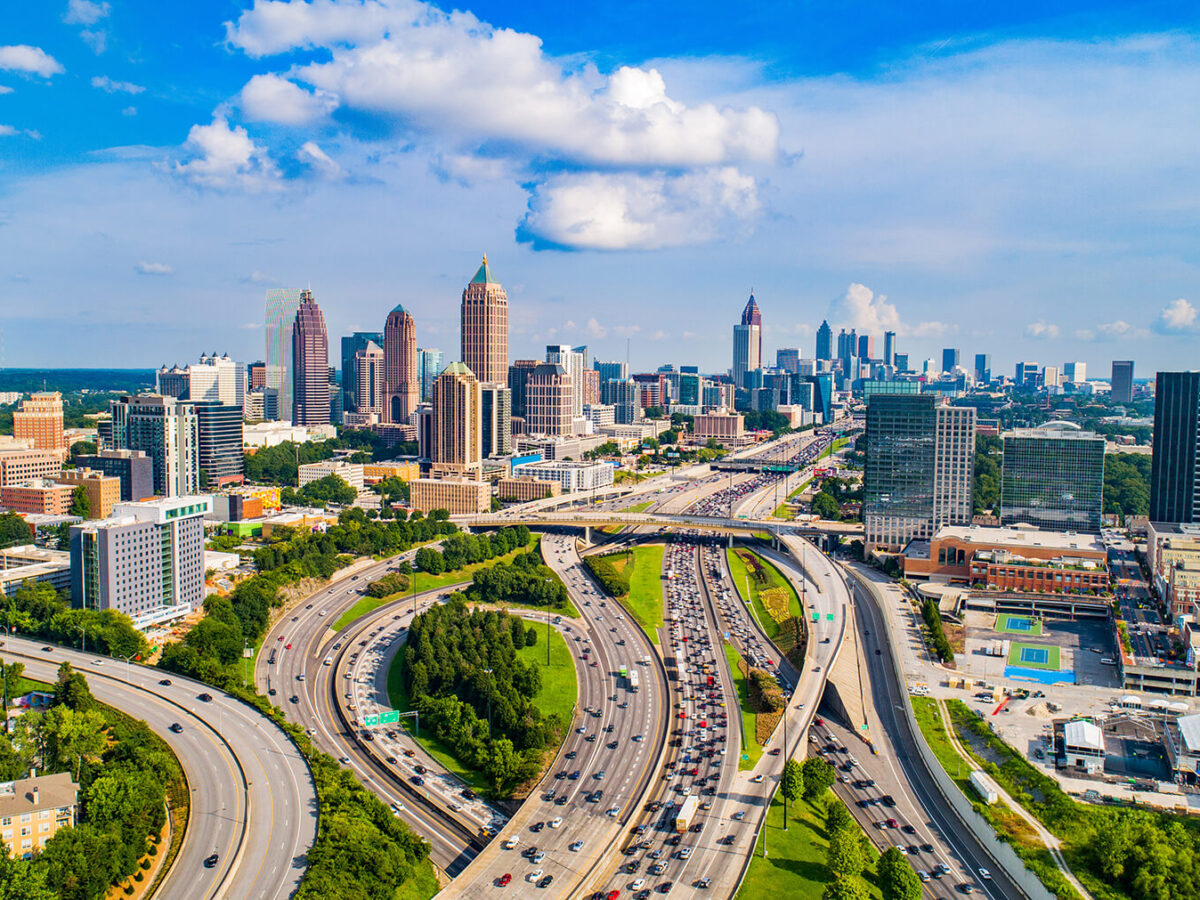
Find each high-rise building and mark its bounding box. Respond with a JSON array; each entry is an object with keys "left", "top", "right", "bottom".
[
  {"left": 74, "top": 449, "right": 154, "bottom": 502},
  {"left": 1063, "top": 361, "right": 1087, "bottom": 384},
  {"left": 158, "top": 354, "right": 244, "bottom": 408},
  {"left": 883, "top": 331, "right": 896, "bottom": 367},
  {"left": 894, "top": 353, "right": 910, "bottom": 373},
  {"left": 582, "top": 369, "right": 601, "bottom": 406},
  {"left": 248, "top": 361, "right": 267, "bottom": 390},
  {"left": 546, "top": 344, "right": 585, "bottom": 417},
  {"left": 460, "top": 256, "right": 508, "bottom": 385},
  {"left": 13, "top": 392, "right": 66, "bottom": 456},
  {"left": 56, "top": 468, "right": 121, "bottom": 519},
  {"left": 1112, "top": 360, "right": 1135, "bottom": 403},
  {"left": 354, "top": 341, "right": 385, "bottom": 419},
  {"left": 155, "top": 366, "right": 189, "bottom": 399},
  {"left": 430, "top": 362, "right": 482, "bottom": 477},
  {"left": 864, "top": 394, "right": 975, "bottom": 548},
  {"left": 418, "top": 348, "right": 444, "bottom": 402},
  {"left": 340, "top": 332, "right": 382, "bottom": 414},
  {"left": 601, "top": 379, "right": 639, "bottom": 424},
  {"left": 108, "top": 395, "right": 198, "bottom": 498},
  {"left": 70, "top": 495, "right": 210, "bottom": 628},
  {"left": 265, "top": 288, "right": 303, "bottom": 423},
  {"left": 859, "top": 335, "right": 874, "bottom": 360},
  {"left": 1150, "top": 371, "right": 1200, "bottom": 524},
  {"left": 480, "top": 383, "right": 512, "bottom": 458},
  {"left": 383, "top": 304, "right": 418, "bottom": 424},
  {"left": 508, "top": 359, "right": 539, "bottom": 419},
  {"left": 776, "top": 348, "right": 801, "bottom": 374},
  {"left": 292, "top": 289, "right": 330, "bottom": 426},
  {"left": 594, "top": 360, "right": 629, "bottom": 383},
  {"left": 816, "top": 321, "right": 833, "bottom": 361},
  {"left": 1015, "top": 361, "right": 1042, "bottom": 390},
  {"left": 732, "top": 293, "right": 762, "bottom": 389},
  {"left": 193, "top": 401, "right": 245, "bottom": 487},
  {"left": 974, "top": 353, "right": 991, "bottom": 384},
  {"left": 1000, "top": 425, "right": 1104, "bottom": 532},
  {"left": 941, "top": 348, "right": 961, "bottom": 373},
  {"left": 526, "top": 363, "right": 574, "bottom": 436},
  {"left": 678, "top": 373, "right": 703, "bottom": 406}
]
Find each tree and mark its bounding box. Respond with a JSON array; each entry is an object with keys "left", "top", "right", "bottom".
[
  {"left": 525, "top": 626, "right": 538, "bottom": 647},
  {"left": 68, "top": 486, "right": 90, "bottom": 518},
  {"left": 802, "top": 756, "right": 836, "bottom": 801},
  {"left": 300, "top": 474, "right": 357, "bottom": 506},
  {"left": 827, "top": 824, "right": 868, "bottom": 877},
  {"left": 0, "top": 852, "right": 55, "bottom": 900},
  {"left": 825, "top": 796, "right": 854, "bottom": 834},
  {"left": 781, "top": 758, "right": 803, "bottom": 814},
  {"left": 812, "top": 491, "right": 840, "bottom": 520},
  {"left": 822, "top": 874, "right": 869, "bottom": 900},
  {"left": 879, "top": 847, "right": 923, "bottom": 900},
  {"left": 0, "top": 513, "right": 32, "bottom": 550},
  {"left": 42, "top": 705, "right": 106, "bottom": 782}
]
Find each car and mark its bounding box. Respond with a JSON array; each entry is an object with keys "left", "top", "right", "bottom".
[
  {"left": 732, "top": 810, "right": 746, "bottom": 820},
  {"left": 978, "top": 868, "right": 992, "bottom": 880},
  {"left": 169, "top": 723, "right": 183, "bottom": 733},
  {"left": 414, "top": 764, "right": 427, "bottom": 774},
  {"left": 286, "top": 643, "right": 293, "bottom": 650},
  {"left": 289, "top": 695, "right": 299, "bottom": 703},
  {"left": 902, "top": 824, "right": 916, "bottom": 834},
  {"left": 498, "top": 873, "right": 512, "bottom": 886},
  {"left": 751, "top": 774, "right": 764, "bottom": 783},
  {"left": 549, "top": 817, "right": 563, "bottom": 829},
  {"left": 607, "top": 806, "right": 620, "bottom": 817},
  {"left": 531, "top": 821, "right": 545, "bottom": 832},
  {"left": 411, "top": 776, "right": 424, "bottom": 785},
  {"left": 41, "top": 646, "right": 52, "bottom": 653},
  {"left": 918, "top": 871, "right": 930, "bottom": 883},
  {"left": 532, "top": 850, "right": 546, "bottom": 863},
  {"left": 886, "top": 819, "right": 899, "bottom": 828},
  {"left": 957, "top": 885, "right": 974, "bottom": 895},
  {"left": 159, "top": 678, "right": 172, "bottom": 686},
  {"left": 526, "top": 868, "right": 544, "bottom": 883},
  {"left": 921, "top": 843, "right": 935, "bottom": 854},
  {"left": 570, "top": 840, "right": 584, "bottom": 852},
  {"left": 268, "top": 687, "right": 277, "bottom": 696},
  {"left": 657, "top": 883, "right": 673, "bottom": 894},
  {"left": 297, "top": 673, "right": 305, "bottom": 681},
  {"left": 606, "top": 891, "right": 620, "bottom": 900},
  {"left": 539, "top": 875, "right": 554, "bottom": 888},
  {"left": 566, "top": 750, "right": 577, "bottom": 759},
  {"left": 632, "top": 879, "right": 646, "bottom": 890},
  {"left": 198, "top": 693, "right": 213, "bottom": 702},
  {"left": 204, "top": 852, "right": 219, "bottom": 868}
]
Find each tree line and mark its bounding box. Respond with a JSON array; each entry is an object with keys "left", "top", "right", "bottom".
[
  {"left": 583, "top": 553, "right": 631, "bottom": 597},
  {"left": 411, "top": 525, "right": 532, "bottom": 576},
  {"left": 403, "top": 597, "right": 562, "bottom": 797},
  {"left": 2, "top": 581, "right": 148, "bottom": 662},
  {"left": 467, "top": 546, "right": 570, "bottom": 609},
  {"left": 922, "top": 597, "right": 955, "bottom": 664},
  {"left": 243, "top": 433, "right": 417, "bottom": 486}
]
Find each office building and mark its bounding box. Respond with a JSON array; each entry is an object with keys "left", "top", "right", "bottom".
[
  {"left": 974, "top": 354, "right": 991, "bottom": 385},
  {"left": 410, "top": 476, "right": 490, "bottom": 515},
  {"left": 1063, "top": 361, "right": 1086, "bottom": 384},
  {"left": 496, "top": 476, "right": 561, "bottom": 503},
  {"left": 776, "top": 348, "right": 801, "bottom": 374},
  {"left": 1146, "top": 522, "right": 1200, "bottom": 617},
  {"left": 12, "top": 392, "right": 65, "bottom": 456},
  {"left": 169, "top": 353, "right": 245, "bottom": 406},
  {"left": 417, "top": 348, "right": 443, "bottom": 403},
  {"left": 298, "top": 460, "right": 365, "bottom": 491},
  {"left": 678, "top": 373, "right": 703, "bottom": 406},
  {"left": 193, "top": 401, "right": 245, "bottom": 487},
  {"left": 883, "top": 331, "right": 896, "bottom": 367},
  {"left": 0, "top": 772, "right": 78, "bottom": 859},
  {"left": 1000, "top": 425, "right": 1103, "bottom": 533},
  {"left": 601, "top": 379, "right": 639, "bottom": 425},
  {"left": 1015, "top": 361, "right": 1042, "bottom": 390},
  {"left": 693, "top": 411, "right": 745, "bottom": 444},
  {"left": 546, "top": 345, "right": 585, "bottom": 417},
  {"left": 353, "top": 340, "right": 385, "bottom": 420},
  {"left": 107, "top": 395, "right": 198, "bottom": 497},
  {"left": 461, "top": 256, "right": 508, "bottom": 385},
  {"left": 291, "top": 289, "right": 329, "bottom": 426},
  {"left": 859, "top": 335, "right": 874, "bottom": 360},
  {"left": 340, "top": 332, "right": 382, "bottom": 414},
  {"left": 383, "top": 304, "right": 419, "bottom": 424},
  {"left": 594, "top": 360, "right": 629, "bottom": 383},
  {"left": 864, "top": 394, "right": 975, "bottom": 549},
  {"left": 248, "top": 361, "right": 267, "bottom": 390},
  {"left": 0, "top": 451, "right": 62, "bottom": 489},
  {"left": 582, "top": 368, "right": 601, "bottom": 406},
  {"left": 526, "top": 363, "right": 574, "bottom": 436},
  {"left": 0, "top": 545, "right": 71, "bottom": 599},
  {"left": 70, "top": 495, "right": 210, "bottom": 628},
  {"left": 480, "top": 383, "right": 512, "bottom": 457},
  {"left": 0, "top": 480, "right": 74, "bottom": 516},
  {"left": 732, "top": 293, "right": 762, "bottom": 389},
  {"left": 55, "top": 468, "right": 121, "bottom": 519},
  {"left": 74, "top": 449, "right": 153, "bottom": 502},
  {"left": 1112, "top": 360, "right": 1135, "bottom": 403},
  {"left": 431, "top": 362, "right": 482, "bottom": 476},
  {"left": 942, "top": 348, "right": 961, "bottom": 373},
  {"left": 155, "top": 365, "right": 189, "bottom": 399},
  {"left": 265, "top": 288, "right": 303, "bottom": 422},
  {"left": 583, "top": 404, "right": 616, "bottom": 428},
  {"left": 1150, "top": 371, "right": 1200, "bottom": 524},
  {"left": 816, "top": 320, "right": 833, "bottom": 361},
  {"left": 894, "top": 353, "right": 910, "bottom": 373},
  {"left": 244, "top": 387, "right": 279, "bottom": 422},
  {"left": 512, "top": 459, "right": 614, "bottom": 494}
]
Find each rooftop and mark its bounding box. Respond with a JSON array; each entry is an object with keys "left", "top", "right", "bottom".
[
  {"left": 933, "top": 524, "right": 1105, "bottom": 555},
  {"left": 0, "top": 772, "right": 78, "bottom": 819},
  {"left": 469, "top": 255, "right": 497, "bottom": 285},
  {"left": 1178, "top": 714, "right": 1200, "bottom": 754},
  {"left": 1064, "top": 720, "right": 1104, "bottom": 750}
]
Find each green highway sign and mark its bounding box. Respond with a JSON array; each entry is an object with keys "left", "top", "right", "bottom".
[
  {"left": 825, "top": 613, "right": 835, "bottom": 621},
  {"left": 811, "top": 613, "right": 819, "bottom": 622},
  {"left": 363, "top": 714, "right": 380, "bottom": 726},
  {"left": 380, "top": 710, "right": 400, "bottom": 725}
]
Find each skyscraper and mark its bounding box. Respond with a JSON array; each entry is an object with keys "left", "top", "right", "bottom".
[
  {"left": 354, "top": 341, "right": 385, "bottom": 419},
  {"left": 776, "top": 348, "right": 801, "bottom": 374},
  {"left": 546, "top": 344, "right": 585, "bottom": 418},
  {"left": 265, "top": 289, "right": 302, "bottom": 423},
  {"left": 108, "top": 394, "right": 198, "bottom": 497},
  {"left": 508, "top": 359, "right": 539, "bottom": 419},
  {"left": 461, "top": 256, "right": 508, "bottom": 385},
  {"left": 292, "top": 289, "right": 330, "bottom": 426},
  {"left": 883, "top": 331, "right": 896, "bottom": 367},
  {"left": 480, "top": 383, "right": 512, "bottom": 457},
  {"left": 340, "top": 332, "right": 382, "bottom": 414},
  {"left": 974, "top": 353, "right": 991, "bottom": 384},
  {"left": 816, "top": 321, "right": 833, "bottom": 361},
  {"left": 732, "top": 293, "right": 762, "bottom": 389},
  {"left": 527, "top": 364, "right": 575, "bottom": 436},
  {"left": 1150, "top": 371, "right": 1200, "bottom": 524},
  {"left": 858, "top": 335, "right": 874, "bottom": 361},
  {"left": 594, "top": 360, "right": 629, "bottom": 383},
  {"left": 941, "top": 348, "right": 961, "bottom": 373},
  {"left": 1063, "top": 361, "right": 1086, "bottom": 384},
  {"left": 418, "top": 348, "right": 443, "bottom": 402},
  {"left": 1112, "top": 360, "right": 1135, "bottom": 403},
  {"left": 384, "top": 304, "right": 418, "bottom": 424},
  {"left": 13, "top": 392, "right": 65, "bottom": 455},
  {"left": 431, "top": 362, "right": 482, "bottom": 476},
  {"left": 1000, "top": 425, "right": 1104, "bottom": 532},
  {"left": 193, "top": 401, "right": 245, "bottom": 487}
]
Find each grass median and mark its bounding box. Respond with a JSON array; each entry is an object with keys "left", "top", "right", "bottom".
[
  {"left": 608, "top": 544, "right": 665, "bottom": 644},
  {"left": 724, "top": 641, "right": 762, "bottom": 771},
  {"left": 726, "top": 547, "right": 803, "bottom": 641}
]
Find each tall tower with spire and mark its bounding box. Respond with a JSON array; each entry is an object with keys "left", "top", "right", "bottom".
[
  {"left": 732, "top": 292, "right": 762, "bottom": 391},
  {"left": 383, "top": 303, "right": 418, "bottom": 424},
  {"left": 292, "top": 288, "right": 329, "bottom": 425},
  {"left": 460, "top": 255, "right": 509, "bottom": 386}
]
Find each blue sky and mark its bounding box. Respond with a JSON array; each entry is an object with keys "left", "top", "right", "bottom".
[{"left": 3, "top": 1, "right": 1200, "bottom": 378}]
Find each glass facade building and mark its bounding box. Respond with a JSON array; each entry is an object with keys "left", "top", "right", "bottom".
[
  {"left": 1000, "top": 426, "right": 1104, "bottom": 532},
  {"left": 341, "top": 332, "right": 382, "bottom": 414},
  {"left": 1150, "top": 371, "right": 1200, "bottom": 524},
  {"left": 265, "top": 288, "right": 302, "bottom": 423},
  {"left": 193, "top": 401, "right": 245, "bottom": 488}
]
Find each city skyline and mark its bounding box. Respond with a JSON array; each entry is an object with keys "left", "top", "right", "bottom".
[{"left": 4, "top": 3, "right": 1200, "bottom": 371}]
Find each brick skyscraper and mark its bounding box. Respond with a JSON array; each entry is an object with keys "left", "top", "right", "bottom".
[
  {"left": 383, "top": 303, "right": 419, "bottom": 424},
  {"left": 292, "top": 289, "right": 330, "bottom": 426},
  {"left": 13, "top": 392, "right": 66, "bottom": 455},
  {"left": 460, "top": 256, "right": 508, "bottom": 385}
]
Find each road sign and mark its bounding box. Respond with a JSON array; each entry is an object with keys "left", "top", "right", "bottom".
[
  {"left": 825, "top": 613, "right": 834, "bottom": 621},
  {"left": 363, "top": 714, "right": 380, "bottom": 727},
  {"left": 380, "top": 710, "right": 400, "bottom": 725}
]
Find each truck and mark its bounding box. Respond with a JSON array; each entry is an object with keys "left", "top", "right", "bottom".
[
  {"left": 675, "top": 795, "right": 700, "bottom": 833},
  {"left": 629, "top": 670, "right": 640, "bottom": 692},
  {"left": 619, "top": 664, "right": 629, "bottom": 679},
  {"left": 969, "top": 770, "right": 998, "bottom": 805}
]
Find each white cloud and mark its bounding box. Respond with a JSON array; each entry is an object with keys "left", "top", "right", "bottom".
[
  {"left": 134, "top": 261, "right": 174, "bottom": 276},
  {"left": 1024, "top": 321, "right": 1060, "bottom": 339},
  {"left": 828, "top": 283, "right": 946, "bottom": 338},
  {"left": 1154, "top": 298, "right": 1199, "bottom": 334},
  {"left": 651, "top": 330, "right": 669, "bottom": 340},
  {"left": 521, "top": 167, "right": 759, "bottom": 251},
  {"left": 0, "top": 124, "right": 40, "bottom": 139},
  {"left": 585, "top": 318, "right": 607, "bottom": 338},
  {"left": 0, "top": 46, "right": 64, "bottom": 78},
  {"left": 173, "top": 116, "right": 282, "bottom": 192},
  {"left": 122, "top": 106, "right": 137, "bottom": 117},
  {"left": 64, "top": 0, "right": 109, "bottom": 26},
  {"left": 296, "top": 141, "right": 344, "bottom": 178},
  {"left": 92, "top": 75, "right": 144, "bottom": 94},
  {"left": 0, "top": 125, "right": 15, "bottom": 137},
  {"left": 1074, "top": 320, "right": 1143, "bottom": 341},
  {"left": 240, "top": 74, "right": 337, "bottom": 125},
  {"left": 0, "top": 86, "right": 13, "bottom": 95},
  {"left": 242, "top": 270, "right": 278, "bottom": 285}
]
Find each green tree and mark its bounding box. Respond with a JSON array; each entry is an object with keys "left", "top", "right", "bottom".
[
  {"left": 0, "top": 513, "right": 32, "bottom": 550},
  {"left": 879, "top": 846, "right": 923, "bottom": 900},
  {"left": 822, "top": 873, "right": 870, "bottom": 900},
  {"left": 812, "top": 491, "right": 840, "bottom": 520},
  {"left": 825, "top": 796, "right": 855, "bottom": 834},
  {"left": 42, "top": 705, "right": 107, "bottom": 781},
  {"left": 68, "top": 486, "right": 90, "bottom": 518},
  {"left": 802, "top": 756, "right": 837, "bottom": 802},
  {"left": 781, "top": 758, "right": 803, "bottom": 813},
  {"left": 0, "top": 852, "right": 55, "bottom": 900},
  {"left": 828, "top": 824, "right": 868, "bottom": 877},
  {"left": 300, "top": 474, "right": 357, "bottom": 506}
]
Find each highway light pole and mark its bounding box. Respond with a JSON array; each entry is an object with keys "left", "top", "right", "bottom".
[{"left": 483, "top": 668, "right": 493, "bottom": 743}]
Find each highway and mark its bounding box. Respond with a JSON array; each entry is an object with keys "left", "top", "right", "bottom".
[
  {"left": 437, "top": 530, "right": 669, "bottom": 898},
  {"left": 3, "top": 636, "right": 315, "bottom": 900}
]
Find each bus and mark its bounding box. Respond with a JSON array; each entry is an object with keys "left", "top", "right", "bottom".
[{"left": 629, "top": 670, "right": 640, "bottom": 692}]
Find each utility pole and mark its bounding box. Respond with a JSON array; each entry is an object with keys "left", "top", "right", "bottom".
[{"left": 783, "top": 708, "right": 789, "bottom": 831}]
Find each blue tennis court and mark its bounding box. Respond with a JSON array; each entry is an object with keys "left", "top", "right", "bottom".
[
  {"left": 996, "top": 613, "right": 1043, "bottom": 635},
  {"left": 1020, "top": 647, "right": 1048, "bottom": 664},
  {"left": 1008, "top": 618, "right": 1032, "bottom": 632}
]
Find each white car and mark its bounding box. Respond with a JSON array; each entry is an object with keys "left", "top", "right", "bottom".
[
  {"left": 979, "top": 868, "right": 992, "bottom": 880},
  {"left": 631, "top": 878, "right": 646, "bottom": 890},
  {"left": 503, "top": 836, "right": 519, "bottom": 850},
  {"left": 527, "top": 868, "right": 543, "bottom": 883},
  {"left": 569, "top": 840, "right": 584, "bottom": 852},
  {"left": 549, "top": 817, "right": 563, "bottom": 829},
  {"left": 751, "top": 774, "right": 764, "bottom": 784},
  {"left": 606, "top": 806, "right": 620, "bottom": 817}
]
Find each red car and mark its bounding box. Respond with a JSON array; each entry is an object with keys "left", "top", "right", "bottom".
[
  {"left": 285, "top": 643, "right": 293, "bottom": 650},
  {"left": 277, "top": 635, "right": 285, "bottom": 641},
  {"left": 815, "top": 716, "right": 824, "bottom": 727},
  {"left": 498, "top": 873, "right": 512, "bottom": 886},
  {"left": 607, "top": 891, "right": 620, "bottom": 900}
]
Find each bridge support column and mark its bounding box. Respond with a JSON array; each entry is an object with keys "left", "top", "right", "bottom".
[
  {"left": 727, "top": 533, "right": 734, "bottom": 549},
  {"left": 583, "top": 526, "right": 592, "bottom": 546}
]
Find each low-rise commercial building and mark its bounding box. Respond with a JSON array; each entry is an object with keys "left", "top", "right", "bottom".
[
  {"left": 363, "top": 461, "right": 420, "bottom": 485},
  {"left": 297, "top": 460, "right": 365, "bottom": 490},
  {"left": 0, "top": 480, "right": 74, "bottom": 516},
  {"left": 0, "top": 545, "right": 71, "bottom": 598},
  {"left": 1062, "top": 720, "right": 1105, "bottom": 774},
  {"left": 0, "top": 451, "right": 62, "bottom": 490},
  {"left": 0, "top": 772, "right": 78, "bottom": 858},
  {"left": 410, "top": 477, "right": 490, "bottom": 515},
  {"left": 495, "top": 476, "right": 562, "bottom": 503},
  {"left": 55, "top": 468, "right": 121, "bottom": 519},
  {"left": 1146, "top": 522, "right": 1200, "bottom": 618},
  {"left": 1167, "top": 714, "right": 1200, "bottom": 784},
  {"left": 692, "top": 411, "right": 745, "bottom": 445},
  {"left": 512, "top": 459, "right": 614, "bottom": 494}
]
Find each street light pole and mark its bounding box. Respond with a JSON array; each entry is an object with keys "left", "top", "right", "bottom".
[
  {"left": 783, "top": 706, "right": 789, "bottom": 831},
  {"left": 483, "top": 668, "right": 493, "bottom": 743}
]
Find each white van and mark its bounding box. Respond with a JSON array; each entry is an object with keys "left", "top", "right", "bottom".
[{"left": 1101, "top": 658, "right": 1116, "bottom": 666}]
